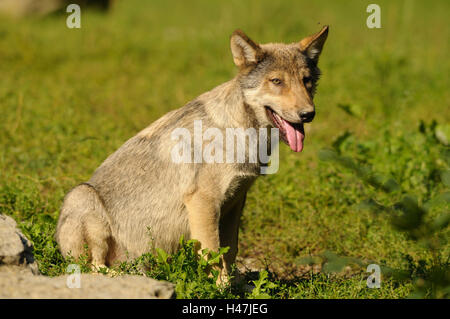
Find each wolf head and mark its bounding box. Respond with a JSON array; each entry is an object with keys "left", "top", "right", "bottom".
[{"left": 230, "top": 26, "right": 329, "bottom": 152}]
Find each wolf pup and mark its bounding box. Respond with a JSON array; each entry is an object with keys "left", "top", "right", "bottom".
[{"left": 56, "top": 26, "right": 329, "bottom": 280}]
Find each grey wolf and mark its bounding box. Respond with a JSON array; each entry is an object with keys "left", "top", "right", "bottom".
[{"left": 56, "top": 26, "right": 329, "bottom": 281}]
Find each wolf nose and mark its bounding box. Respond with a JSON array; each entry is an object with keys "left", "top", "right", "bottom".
[{"left": 300, "top": 110, "right": 315, "bottom": 123}]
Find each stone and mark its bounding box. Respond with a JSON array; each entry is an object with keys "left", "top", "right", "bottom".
[
  {"left": 0, "top": 271, "right": 176, "bottom": 299},
  {"left": 0, "top": 214, "right": 38, "bottom": 274},
  {"left": 0, "top": 214, "right": 175, "bottom": 298}
]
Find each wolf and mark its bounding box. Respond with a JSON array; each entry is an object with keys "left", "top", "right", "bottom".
[{"left": 56, "top": 26, "right": 329, "bottom": 280}]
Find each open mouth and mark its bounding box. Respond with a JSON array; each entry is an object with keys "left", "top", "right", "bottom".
[{"left": 265, "top": 106, "right": 305, "bottom": 152}]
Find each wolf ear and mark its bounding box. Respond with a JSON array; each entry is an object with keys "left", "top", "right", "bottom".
[
  {"left": 299, "top": 25, "right": 329, "bottom": 64},
  {"left": 230, "top": 29, "right": 263, "bottom": 68}
]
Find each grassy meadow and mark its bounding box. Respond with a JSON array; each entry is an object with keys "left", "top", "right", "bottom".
[{"left": 0, "top": 0, "right": 449, "bottom": 298}]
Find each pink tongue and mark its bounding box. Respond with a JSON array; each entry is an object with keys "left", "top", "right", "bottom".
[{"left": 280, "top": 118, "right": 305, "bottom": 152}]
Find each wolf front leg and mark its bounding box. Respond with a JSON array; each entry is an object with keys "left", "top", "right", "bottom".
[
  {"left": 184, "top": 190, "right": 227, "bottom": 283},
  {"left": 219, "top": 194, "right": 247, "bottom": 277}
]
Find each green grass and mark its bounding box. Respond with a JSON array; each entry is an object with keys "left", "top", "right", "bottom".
[{"left": 0, "top": 0, "right": 449, "bottom": 298}]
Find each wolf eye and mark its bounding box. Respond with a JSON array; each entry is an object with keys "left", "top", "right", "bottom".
[{"left": 270, "top": 78, "right": 282, "bottom": 85}]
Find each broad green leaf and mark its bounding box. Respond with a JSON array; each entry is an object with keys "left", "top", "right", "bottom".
[
  {"left": 156, "top": 248, "right": 168, "bottom": 263},
  {"left": 441, "top": 170, "right": 450, "bottom": 187},
  {"left": 432, "top": 213, "right": 450, "bottom": 231},
  {"left": 435, "top": 124, "right": 450, "bottom": 146}
]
